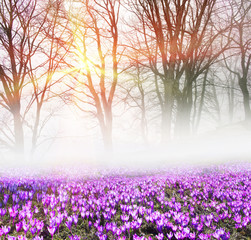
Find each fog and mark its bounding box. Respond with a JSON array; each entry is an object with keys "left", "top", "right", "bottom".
[{"left": 1, "top": 121, "right": 250, "bottom": 176}]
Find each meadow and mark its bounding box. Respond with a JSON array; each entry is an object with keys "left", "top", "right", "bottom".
[{"left": 0, "top": 164, "right": 250, "bottom": 240}]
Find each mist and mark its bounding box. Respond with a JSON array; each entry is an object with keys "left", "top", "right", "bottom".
[
  {"left": 1, "top": 121, "right": 250, "bottom": 177},
  {"left": 0, "top": 0, "right": 250, "bottom": 177}
]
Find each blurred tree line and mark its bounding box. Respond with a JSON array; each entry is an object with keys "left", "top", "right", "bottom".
[{"left": 0, "top": 0, "right": 250, "bottom": 154}]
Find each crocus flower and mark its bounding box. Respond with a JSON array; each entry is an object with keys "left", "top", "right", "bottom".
[
  {"left": 198, "top": 233, "right": 210, "bottom": 240},
  {"left": 88, "top": 221, "right": 92, "bottom": 228},
  {"left": 174, "top": 231, "right": 182, "bottom": 240},
  {"left": 3, "top": 194, "right": 9, "bottom": 205},
  {"left": 49, "top": 211, "right": 55, "bottom": 218},
  {"left": 97, "top": 225, "right": 104, "bottom": 233},
  {"left": 116, "top": 228, "right": 122, "bottom": 236},
  {"left": 2, "top": 226, "right": 11, "bottom": 235},
  {"left": 19, "top": 211, "right": 26, "bottom": 220},
  {"left": 166, "top": 232, "right": 173, "bottom": 239},
  {"left": 30, "top": 227, "right": 37, "bottom": 236},
  {"left": 111, "top": 209, "right": 116, "bottom": 215},
  {"left": 30, "top": 219, "right": 37, "bottom": 228},
  {"left": 65, "top": 220, "right": 72, "bottom": 231},
  {"left": 36, "top": 221, "right": 44, "bottom": 233},
  {"left": 43, "top": 208, "right": 48, "bottom": 216},
  {"left": 55, "top": 215, "right": 63, "bottom": 227},
  {"left": 99, "top": 235, "right": 107, "bottom": 240},
  {"left": 16, "top": 221, "right": 23, "bottom": 232},
  {"left": 212, "top": 228, "right": 227, "bottom": 240},
  {"left": 0, "top": 208, "right": 7, "bottom": 218},
  {"left": 47, "top": 225, "right": 56, "bottom": 239},
  {"left": 72, "top": 205, "right": 78, "bottom": 212},
  {"left": 156, "top": 233, "right": 164, "bottom": 240},
  {"left": 34, "top": 206, "right": 39, "bottom": 214},
  {"left": 22, "top": 221, "right": 29, "bottom": 234},
  {"left": 9, "top": 207, "right": 18, "bottom": 219},
  {"left": 73, "top": 214, "right": 78, "bottom": 225},
  {"left": 189, "top": 232, "right": 196, "bottom": 239},
  {"left": 26, "top": 211, "right": 33, "bottom": 220}
]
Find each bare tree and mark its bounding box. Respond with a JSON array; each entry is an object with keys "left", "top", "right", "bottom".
[
  {"left": 28, "top": 0, "right": 71, "bottom": 154},
  {"left": 224, "top": 0, "right": 251, "bottom": 123},
  {"left": 66, "top": 0, "right": 121, "bottom": 151},
  {"left": 128, "top": 0, "right": 182, "bottom": 142},
  {"left": 0, "top": 0, "right": 43, "bottom": 153},
  {"left": 127, "top": 0, "right": 231, "bottom": 140},
  {"left": 119, "top": 58, "right": 152, "bottom": 144},
  {"left": 0, "top": 0, "right": 70, "bottom": 154}
]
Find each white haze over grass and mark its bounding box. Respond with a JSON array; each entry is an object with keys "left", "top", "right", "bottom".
[{"left": 0, "top": 122, "right": 250, "bottom": 176}]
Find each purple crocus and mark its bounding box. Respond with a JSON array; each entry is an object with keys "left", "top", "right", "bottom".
[
  {"left": 49, "top": 211, "right": 55, "bottom": 218},
  {"left": 30, "top": 219, "right": 37, "bottom": 228},
  {"left": 30, "top": 227, "right": 37, "bottom": 236},
  {"left": 174, "top": 231, "right": 182, "bottom": 240},
  {"left": 43, "top": 208, "right": 48, "bottom": 216},
  {"left": 124, "top": 221, "right": 130, "bottom": 230},
  {"left": 166, "top": 232, "right": 173, "bottom": 239},
  {"left": 3, "top": 194, "right": 9, "bottom": 205},
  {"left": 97, "top": 225, "right": 104, "bottom": 233},
  {"left": 198, "top": 233, "right": 210, "bottom": 240},
  {"left": 2, "top": 226, "right": 11, "bottom": 235},
  {"left": 22, "top": 221, "right": 29, "bottom": 234},
  {"left": 0, "top": 208, "right": 7, "bottom": 218},
  {"left": 16, "top": 222, "right": 23, "bottom": 232},
  {"left": 36, "top": 221, "right": 44, "bottom": 234},
  {"left": 72, "top": 214, "right": 78, "bottom": 226},
  {"left": 26, "top": 211, "right": 33, "bottom": 220},
  {"left": 9, "top": 207, "right": 18, "bottom": 219},
  {"left": 47, "top": 225, "right": 56, "bottom": 239},
  {"left": 65, "top": 220, "right": 72, "bottom": 231},
  {"left": 189, "top": 232, "right": 196, "bottom": 239},
  {"left": 212, "top": 228, "right": 229, "bottom": 240},
  {"left": 87, "top": 220, "right": 92, "bottom": 229},
  {"left": 116, "top": 228, "right": 122, "bottom": 236},
  {"left": 99, "top": 235, "right": 107, "bottom": 240},
  {"left": 156, "top": 233, "right": 164, "bottom": 240}
]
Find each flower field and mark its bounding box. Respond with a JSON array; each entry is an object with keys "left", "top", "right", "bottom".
[{"left": 0, "top": 165, "right": 250, "bottom": 240}]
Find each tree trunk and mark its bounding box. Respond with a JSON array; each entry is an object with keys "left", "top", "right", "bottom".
[
  {"left": 227, "top": 76, "right": 234, "bottom": 123},
  {"left": 12, "top": 104, "right": 24, "bottom": 154},
  {"left": 141, "top": 108, "right": 148, "bottom": 144},
  {"left": 175, "top": 100, "right": 192, "bottom": 137},
  {"left": 161, "top": 81, "right": 173, "bottom": 143},
  {"left": 239, "top": 77, "right": 251, "bottom": 122},
  {"left": 175, "top": 76, "right": 193, "bottom": 137},
  {"left": 31, "top": 105, "right": 42, "bottom": 155},
  {"left": 99, "top": 107, "right": 113, "bottom": 152},
  {"left": 102, "top": 126, "right": 113, "bottom": 152},
  {"left": 212, "top": 79, "right": 221, "bottom": 125},
  {"left": 195, "top": 71, "right": 207, "bottom": 132}
]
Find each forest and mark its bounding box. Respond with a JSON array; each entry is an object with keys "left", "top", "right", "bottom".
[{"left": 0, "top": 0, "right": 250, "bottom": 158}]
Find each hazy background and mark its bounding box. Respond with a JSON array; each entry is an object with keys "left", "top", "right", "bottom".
[{"left": 0, "top": 0, "right": 250, "bottom": 174}]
